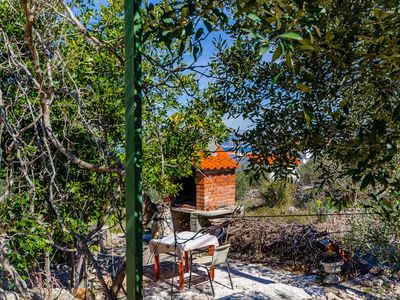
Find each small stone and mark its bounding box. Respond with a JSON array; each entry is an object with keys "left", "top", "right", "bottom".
[
  {"left": 324, "top": 274, "right": 341, "bottom": 284},
  {"left": 347, "top": 295, "right": 363, "bottom": 300},
  {"left": 363, "top": 280, "right": 374, "bottom": 287},
  {"left": 369, "top": 266, "right": 382, "bottom": 276},
  {"left": 2, "top": 291, "right": 22, "bottom": 300},
  {"left": 37, "top": 289, "right": 74, "bottom": 300},
  {"left": 386, "top": 283, "right": 395, "bottom": 289},
  {"left": 336, "top": 291, "right": 348, "bottom": 298},
  {"left": 325, "top": 292, "right": 343, "bottom": 300},
  {"left": 362, "top": 273, "right": 371, "bottom": 280},
  {"left": 383, "top": 268, "right": 391, "bottom": 276},
  {"left": 374, "top": 279, "right": 384, "bottom": 287},
  {"left": 345, "top": 289, "right": 356, "bottom": 295},
  {"left": 395, "top": 287, "right": 400, "bottom": 295}
]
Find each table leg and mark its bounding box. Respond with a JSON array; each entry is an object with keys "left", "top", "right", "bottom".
[
  {"left": 208, "top": 246, "right": 215, "bottom": 280},
  {"left": 154, "top": 254, "right": 160, "bottom": 281},
  {"left": 208, "top": 245, "right": 214, "bottom": 256},
  {"left": 184, "top": 251, "right": 189, "bottom": 273},
  {"left": 178, "top": 260, "right": 184, "bottom": 291}
]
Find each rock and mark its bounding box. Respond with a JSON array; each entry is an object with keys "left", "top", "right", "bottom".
[
  {"left": 362, "top": 280, "right": 374, "bottom": 287},
  {"left": 0, "top": 291, "right": 21, "bottom": 300},
  {"left": 373, "top": 279, "right": 384, "bottom": 287},
  {"left": 245, "top": 189, "right": 262, "bottom": 199},
  {"left": 369, "top": 266, "right": 382, "bottom": 276},
  {"left": 325, "top": 292, "right": 342, "bottom": 300},
  {"left": 287, "top": 206, "right": 298, "bottom": 213},
  {"left": 50, "top": 289, "right": 74, "bottom": 300},
  {"left": 336, "top": 291, "right": 349, "bottom": 298},
  {"left": 333, "top": 290, "right": 362, "bottom": 300},
  {"left": 268, "top": 283, "right": 311, "bottom": 299},
  {"left": 324, "top": 274, "right": 341, "bottom": 284},
  {"left": 24, "top": 289, "right": 74, "bottom": 300},
  {"left": 395, "top": 286, "right": 400, "bottom": 295},
  {"left": 386, "top": 283, "right": 396, "bottom": 290},
  {"left": 362, "top": 273, "right": 371, "bottom": 280},
  {"left": 346, "top": 295, "right": 363, "bottom": 300},
  {"left": 383, "top": 268, "right": 391, "bottom": 276}
]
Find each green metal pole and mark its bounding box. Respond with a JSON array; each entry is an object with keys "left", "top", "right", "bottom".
[{"left": 125, "top": 0, "right": 143, "bottom": 299}]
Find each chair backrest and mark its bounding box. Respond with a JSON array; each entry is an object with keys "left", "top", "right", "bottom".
[
  {"left": 211, "top": 244, "right": 230, "bottom": 266},
  {"left": 206, "top": 226, "right": 226, "bottom": 244}
]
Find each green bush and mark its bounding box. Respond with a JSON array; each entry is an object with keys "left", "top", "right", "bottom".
[
  {"left": 235, "top": 167, "right": 253, "bottom": 201},
  {"left": 236, "top": 167, "right": 296, "bottom": 211},
  {"left": 259, "top": 180, "right": 295, "bottom": 208},
  {"left": 344, "top": 205, "right": 400, "bottom": 271},
  {"left": 0, "top": 179, "right": 5, "bottom": 195}
]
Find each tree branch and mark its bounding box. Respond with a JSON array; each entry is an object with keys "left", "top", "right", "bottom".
[{"left": 19, "top": 0, "right": 124, "bottom": 174}]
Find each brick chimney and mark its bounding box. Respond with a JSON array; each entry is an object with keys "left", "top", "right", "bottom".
[{"left": 195, "top": 147, "right": 238, "bottom": 211}]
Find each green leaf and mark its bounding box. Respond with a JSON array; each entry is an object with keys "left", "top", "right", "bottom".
[
  {"left": 279, "top": 32, "right": 303, "bottom": 41},
  {"left": 304, "top": 111, "right": 311, "bottom": 129},
  {"left": 193, "top": 44, "right": 200, "bottom": 60},
  {"left": 299, "top": 39, "right": 319, "bottom": 51},
  {"left": 325, "top": 32, "right": 335, "bottom": 42},
  {"left": 163, "top": 18, "right": 174, "bottom": 24},
  {"left": 203, "top": 20, "right": 212, "bottom": 32},
  {"left": 296, "top": 83, "right": 312, "bottom": 94},
  {"left": 382, "top": 198, "right": 393, "bottom": 209},
  {"left": 285, "top": 52, "right": 293, "bottom": 69},
  {"left": 272, "top": 45, "right": 282, "bottom": 62},
  {"left": 273, "top": 71, "right": 283, "bottom": 83},
  {"left": 247, "top": 13, "right": 261, "bottom": 22},
  {"left": 195, "top": 28, "right": 204, "bottom": 41},
  {"left": 361, "top": 173, "right": 375, "bottom": 190}
]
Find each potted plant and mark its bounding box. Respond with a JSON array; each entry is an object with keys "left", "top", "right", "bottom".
[{"left": 320, "top": 249, "right": 344, "bottom": 284}]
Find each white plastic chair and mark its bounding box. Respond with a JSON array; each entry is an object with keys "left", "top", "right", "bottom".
[{"left": 189, "top": 244, "right": 233, "bottom": 297}]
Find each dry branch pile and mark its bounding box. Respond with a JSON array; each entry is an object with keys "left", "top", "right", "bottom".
[{"left": 222, "top": 218, "right": 329, "bottom": 272}]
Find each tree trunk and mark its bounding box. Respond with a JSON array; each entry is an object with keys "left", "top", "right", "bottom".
[{"left": 44, "top": 252, "right": 51, "bottom": 300}]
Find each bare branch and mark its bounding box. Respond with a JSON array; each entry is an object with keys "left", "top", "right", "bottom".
[{"left": 19, "top": 0, "right": 123, "bottom": 174}]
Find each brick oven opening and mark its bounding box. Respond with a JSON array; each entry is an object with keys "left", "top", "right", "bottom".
[{"left": 174, "top": 174, "right": 196, "bottom": 209}]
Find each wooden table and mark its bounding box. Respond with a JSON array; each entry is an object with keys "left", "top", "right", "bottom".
[{"left": 149, "top": 231, "right": 219, "bottom": 291}]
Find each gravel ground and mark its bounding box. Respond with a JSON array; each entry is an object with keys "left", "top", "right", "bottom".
[{"left": 53, "top": 233, "right": 400, "bottom": 300}]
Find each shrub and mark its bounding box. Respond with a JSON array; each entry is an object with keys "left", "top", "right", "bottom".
[
  {"left": 259, "top": 180, "right": 295, "bottom": 208},
  {"left": 235, "top": 167, "right": 253, "bottom": 201}
]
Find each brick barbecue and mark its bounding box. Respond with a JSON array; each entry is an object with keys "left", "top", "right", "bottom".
[
  {"left": 171, "top": 146, "right": 239, "bottom": 231},
  {"left": 195, "top": 146, "right": 238, "bottom": 210}
]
